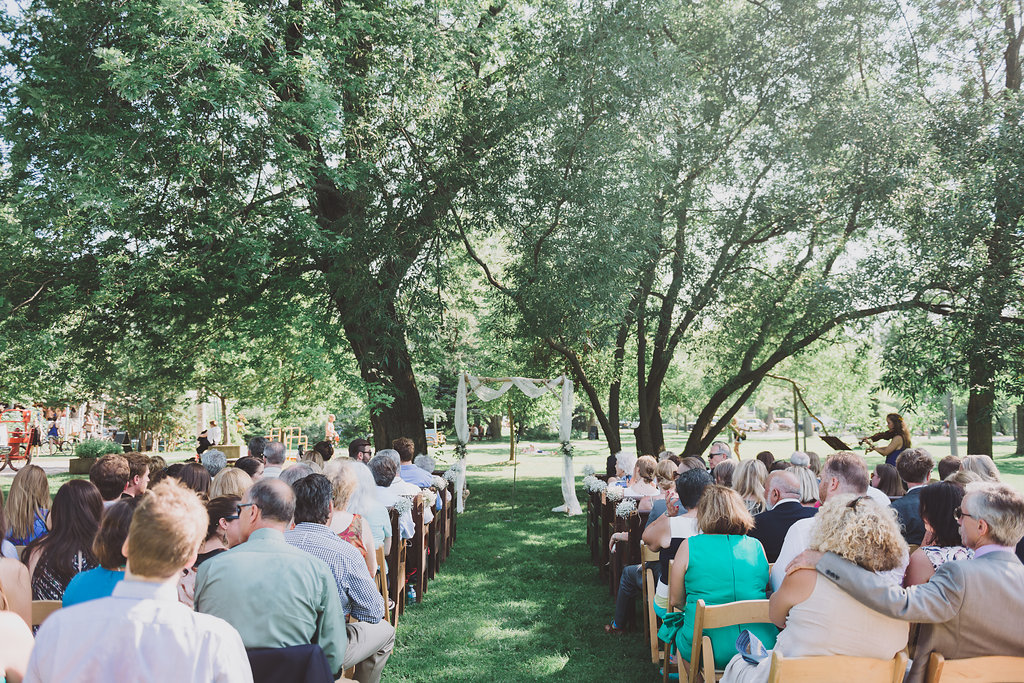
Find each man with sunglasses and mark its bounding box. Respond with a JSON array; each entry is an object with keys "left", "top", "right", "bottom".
[{"left": 789, "top": 481, "right": 1024, "bottom": 683}]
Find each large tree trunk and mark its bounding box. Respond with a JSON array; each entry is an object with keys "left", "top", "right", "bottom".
[
  {"left": 343, "top": 311, "right": 427, "bottom": 455},
  {"left": 1016, "top": 404, "right": 1024, "bottom": 454},
  {"left": 966, "top": 353, "right": 994, "bottom": 456}
]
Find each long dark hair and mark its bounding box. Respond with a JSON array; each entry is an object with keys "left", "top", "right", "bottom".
[
  {"left": 873, "top": 463, "right": 905, "bottom": 498},
  {"left": 176, "top": 463, "right": 212, "bottom": 499},
  {"left": 871, "top": 413, "right": 912, "bottom": 449},
  {"left": 919, "top": 481, "right": 966, "bottom": 547},
  {"left": 25, "top": 479, "right": 103, "bottom": 585}
]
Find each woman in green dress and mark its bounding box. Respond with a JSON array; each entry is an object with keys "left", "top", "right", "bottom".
[{"left": 662, "top": 485, "right": 778, "bottom": 671}]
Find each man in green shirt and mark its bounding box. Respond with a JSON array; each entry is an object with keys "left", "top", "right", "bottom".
[{"left": 195, "top": 478, "right": 348, "bottom": 676}]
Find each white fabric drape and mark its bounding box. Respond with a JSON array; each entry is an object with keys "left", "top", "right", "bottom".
[{"left": 453, "top": 372, "right": 582, "bottom": 516}]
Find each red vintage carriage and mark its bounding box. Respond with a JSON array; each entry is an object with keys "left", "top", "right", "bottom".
[{"left": 0, "top": 408, "right": 35, "bottom": 471}]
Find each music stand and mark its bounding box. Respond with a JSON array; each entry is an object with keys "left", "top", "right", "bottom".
[{"left": 819, "top": 435, "right": 853, "bottom": 451}]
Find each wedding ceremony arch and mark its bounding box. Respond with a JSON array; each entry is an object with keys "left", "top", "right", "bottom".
[{"left": 454, "top": 372, "right": 583, "bottom": 515}]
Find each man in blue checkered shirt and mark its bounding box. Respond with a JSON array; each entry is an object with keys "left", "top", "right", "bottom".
[{"left": 285, "top": 474, "right": 395, "bottom": 683}]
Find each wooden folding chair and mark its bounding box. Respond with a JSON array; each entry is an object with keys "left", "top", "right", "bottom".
[
  {"left": 641, "top": 543, "right": 662, "bottom": 665},
  {"left": 409, "top": 496, "right": 428, "bottom": 602},
  {"left": 375, "top": 546, "right": 390, "bottom": 625},
  {"left": 690, "top": 599, "right": 772, "bottom": 683},
  {"left": 32, "top": 600, "right": 61, "bottom": 628},
  {"left": 925, "top": 652, "right": 1024, "bottom": 682},
  {"left": 767, "top": 650, "right": 908, "bottom": 683},
  {"left": 386, "top": 508, "right": 407, "bottom": 624}
]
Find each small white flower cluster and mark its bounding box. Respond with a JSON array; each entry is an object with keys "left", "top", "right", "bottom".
[
  {"left": 432, "top": 475, "right": 449, "bottom": 490},
  {"left": 605, "top": 486, "right": 624, "bottom": 502},
  {"left": 616, "top": 498, "right": 638, "bottom": 518},
  {"left": 443, "top": 461, "right": 463, "bottom": 484},
  {"left": 582, "top": 464, "right": 596, "bottom": 476},
  {"left": 582, "top": 475, "right": 598, "bottom": 492},
  {"left": 393, "top": 497, "right": 413, "bottom": 515}
]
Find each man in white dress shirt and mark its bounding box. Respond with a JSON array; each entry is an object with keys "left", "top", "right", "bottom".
[{"left": 26, "top": 481, "right": 252, "bottom": 683}]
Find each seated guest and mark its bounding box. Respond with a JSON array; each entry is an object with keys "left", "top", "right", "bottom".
[
  {"left": 285, "top": 475, "right": 395, "bottom": 683},
  {"left": 748, "top": 470, "right": 817, "bottom": 563},
  {"left": 324, "top": 463, "right": 378, "bottom": 577},
  {"left": 195, "top": 479, "right": 348, "bottom": 679},
  {"left": 349, "top": 438, "right": 373, "bottom": 464},
  {"left": 945, "top": 470, "right": 981, "bottom": 487},
  {"left": 210, "top": 467, "right": 253, "bottom": 499},
  {"left": 201, "top": 449, "right": 228, "bottom": 478},
  {"left": 28, "top": 481, "right": 252, "bottom": 682},
  {"left": 63, "top": 498, "right": 140, "bottom": 607},
  {"left": 394, "top": 437, "right": 433, "bottom": 489},
  {"left": 871, "top": 463, "right": 905, "bottom": 498},
  {"left": 247, "top": 436, "right": 269, "bottom": 461},
  {"left": 623, "top": 455, "right": 660, "bottom": 498},
  {"left": 903, "top": 481, "right": 973, "bottom": 587},
  {"left": 0, "top": 610, "right": 32, "bottom": 682},
  {"left": 793, "top": 465, "right": 818, "bottom": 506},
  {"left": 805, "top": 451, "right": 821, "bottom": 477},
  {"left": 755, "top": 451, "right": 775, "bottom": 472},
  {"left": 891, "top": 448, "right": 934, "bottom": 545},
  {"left": 368, "top": 455, "right": 414, "bottom": 539},
  {"left": 89, "top": 454, "right": 130, "bottom": 508},
  {"left": 733, "top": 459, "right": 768, "bottom": 515},
  {"left": 772, "top": 451, "right": 906, "bottom": 591},
  {"left": 643, "top": 469, "right": 712, "bottom": 621},
  {"left": 722, "top": 495, "right": 909, "bottom": 683},
  {"left": 280, "top": 461, "right": 317, "bottom": 487},
  {"left": 0, "top": 544, "right": 30, "bottom": 626},
  {"left": 122, "top": 452, "right": 151, "bottom": 497},
  {"left": 713, "top": 459, "right": 736, "bottom": 487},
  {"left": 175, "top": 462, "right": 213, "bottom": 500},
  {"left": 937, "top": 455, "right": 962, "bottom": 481},
  {"left": 960, "top": 454, "right": 1000, "bottom": 482},
  {"left": 178, "top": 495, "right": 244, "bottom": 608},
  {"left": 234, "top": 455, "right": 265, "bottom": 482},
  {"left": 708, "top": 442, "right": 732, "bottom": 470},
  {"left": 608, "top": 452, "right": 638, "bottom": 487},
  {"left": 147, "top": 455, "right": 167, "bottom": 477},
  {"left": 661, "top": 485, "right": 777, "bottom": 671},
  {"left": 791, "top": 482, "right": 1024, "bottom": 683},
  {"left": 4, "top": 464, "right": 50, "bottom": 546},
  {"left": 640, "top": 460, "right": 678, "bottom": 517},
  {"left": 377, "top": 450, "right": 434, "bottom": 525},
  {"left": 312, "top": 440, "right": 335, "bottom": 463},
  {"left": 261, "top": 441, "right": 287, "bottom": 479},
  {"left": 26, "top": 480, "right": 103, "bottom": 601},
  {"left": 328, "top": 459, "right": 393, "bottom": 556}
]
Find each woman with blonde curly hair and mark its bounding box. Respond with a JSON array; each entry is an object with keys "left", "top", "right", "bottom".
[
  {"left": 732, "top": 459, "right": 768, "bottom": 515},
  {"left": 721, "top": 495, "right": 909, "bottom": 683},
  {"left": 624, "top": 455, "right": 660, "bottom": 498}
]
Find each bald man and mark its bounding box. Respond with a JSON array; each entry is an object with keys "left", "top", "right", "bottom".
[{"left": 747, "top": 470, "right": 818, "bottom": 563}]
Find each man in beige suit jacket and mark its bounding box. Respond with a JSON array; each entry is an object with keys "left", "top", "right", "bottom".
[{"left": 788, "top": 481, "right": 1024, "bottom": 683}]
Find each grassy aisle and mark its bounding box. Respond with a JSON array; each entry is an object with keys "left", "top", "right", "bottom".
[{"left": 383, "top": 473, "right": 660, "bottom": 682}]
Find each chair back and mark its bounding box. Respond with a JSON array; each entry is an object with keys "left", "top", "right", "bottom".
[
  {"left": 692, "top": 599, "right": 771, "bottom": 683},
  {"left": 245, "top": 644, "right": 334, "bottom": 683},
  {"left": 375, "top": 545, "right": 390, "bottom": 624},
  {"left": 766, "top": 650, "right": 908, "bottom": 683},
  {"left": 32, "top": 600, "right": 61, "bottom": 628},
  {"left": 925, "top": 652, "right": 1024, "bottom": 682}
]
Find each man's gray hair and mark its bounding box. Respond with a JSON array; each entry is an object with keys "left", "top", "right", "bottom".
[
  {"left": 201, "top": 449, "right": 227, "bottom": 478},
  {"left": 414, "top": 454, "right": 435, "bottom": 473},
  {"left": 377, "top": 448, "right": 401, "bottom": 468},
  {"left": 280, "top": 462, "right": 316, "bottom": 487},
  {"left": 658, "top": 450, "right": 676, "bottom": 461},
  {"left": 767, "top": 470, "right": 801, "bottom": 499},
  {"left": 709, "top": 441, "right": 731, "bottom": 456},
  {"left": 246, "top": 478, "right": 295, "bottom": 524},
  {"left": 965, "top": 482, "right": 1024, "bottom": 547},
  {"left": 264, "top": 441, "right": 287, "bottom": 465},
  {"left": 368, "top": 453, "right": 398, "bottom": 487},
  {"left": 789, "top": 451, "right": 810, "bottom": 467}
]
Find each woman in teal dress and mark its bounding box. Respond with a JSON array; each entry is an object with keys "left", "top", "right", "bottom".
[{"left": 661, "top": 485, "right": 778, "bottom": 670}]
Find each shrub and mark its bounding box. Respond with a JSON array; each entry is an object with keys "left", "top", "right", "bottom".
[{"left": 74, "top": 439, "right": 124, "bottom": 459}]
